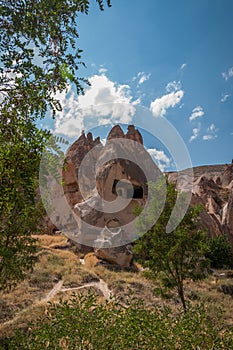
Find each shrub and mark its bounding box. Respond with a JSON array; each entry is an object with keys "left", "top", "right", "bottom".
[
  {"left": 206, "top": 235, "right": 233, "bottom": 269},
  {"left": 3, "top": 292, "right": 233, "bottom": 350}
]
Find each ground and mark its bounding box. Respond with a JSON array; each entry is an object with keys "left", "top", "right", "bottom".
[{"left": 0, "top": 233, "right": 233, "bottom": 339}]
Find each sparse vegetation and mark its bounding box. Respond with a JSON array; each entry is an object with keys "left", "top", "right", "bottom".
[
  {"left": 0, "top": 233, "right": 233, "bottom": 348},
  {"left": 133, "top": 181, "right": 209, "bottom": 310},
  {"left": 3, "top": 292, "right": 233, "bottom": 350},
  {"left": 206, "top": 234, "right": 233, "bottom": 269}
]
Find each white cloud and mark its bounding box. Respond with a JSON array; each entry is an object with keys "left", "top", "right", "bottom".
[
  {"left": 222, "top": 67, "right": 233, "bottom": 81},
  {"left": 189, "top": 106, "right": 204, "bottom": 122},
  {"left": 133, "top": 71, "right": 151, "bottom": 84},
  {"left": 203, "top": 123, "right": 218, "bottom": 141},
  {"left": 147, "top": 148, "right": 171, "bottom": 171},
  {"left": 189, "top": 126, "right": 200, "bottom": 142},
  {"left": 221, "top": 93, "right": 230, "bottom": 102},
  {"left": 208, "top": 123, "right": 216, "bottom": 132},
  {"left": 203, "top": 135, "right": 213, "bottom": 141},
  {"left": 180, "top": 63, "right": 187, "bottom": 70},
  {"left": 98, "top": 67, "right": 108, "bottom": 74},
  {"left": 166, "top": 80, "right": 181, "bottom": 92},
  {"left": 101, "top": 138, "right": 107, "bottom": 145},
  {"left": 150, "top": 90, "right": 184, "bottom": 118},
  {"left": 54, "top": 74, "right": 138, "bottom": 137}
]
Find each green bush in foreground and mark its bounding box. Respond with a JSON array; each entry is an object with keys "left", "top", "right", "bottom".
[{"left": 4, "top": 292, "right": 233, "bottom": 350}]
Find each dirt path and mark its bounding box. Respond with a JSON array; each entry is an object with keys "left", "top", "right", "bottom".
[
  {"left": 1, "top": 279, "right": 111, "bottom": 328},
  {"left": 60, "top": 279, "right": 111, "bottom": 299},
  {"left": 43, "top": 278, "right": 111, "bottom": 301},
  {"left": 44, "top": 280, "right": 64, "bottom": 301}
]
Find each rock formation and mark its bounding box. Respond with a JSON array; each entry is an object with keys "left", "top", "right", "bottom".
[
  {"left": 167, "top": 162, "right": 233, "bottom": 247},
  {"left": 61, "top": 125, "right": 159, "bottom": 266},
  {"left": 46, "top": 125, "right": 233, "bottom": 265}
]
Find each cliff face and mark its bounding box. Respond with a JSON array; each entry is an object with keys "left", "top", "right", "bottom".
[
  {"left": 61, "top": 125, "right": 233, "bottom": 251},
  {"left": 61, "top": 124, "right": 155, "bottom": 260},
  {"left": 167, "top": 163, "right": 233, "bottom": 247}
]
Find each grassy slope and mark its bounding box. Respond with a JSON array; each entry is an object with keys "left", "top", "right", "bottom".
[{"left": 0, "top": 234, "right": 233, "bottom": 339}]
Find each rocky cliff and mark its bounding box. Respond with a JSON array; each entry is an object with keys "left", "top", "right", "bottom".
[
  {"left": 60, "top": 125, "right": 233, "bottom": 263},
  {"left": 167, "top": 163, "right": 233, "bottom": 247},
  {"left": 61, "top": 125, "right": 153, "bottom": 265}
]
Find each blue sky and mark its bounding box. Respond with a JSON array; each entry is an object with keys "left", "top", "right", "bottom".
[{"left": 43, "top": 0, "right": 233, "bottom": 171}]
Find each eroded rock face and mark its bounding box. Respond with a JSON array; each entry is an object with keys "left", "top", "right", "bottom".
[
  {"left": 60, "top": 125, "right": 233, "bottom": 264},
  {"left": 62, "top": 131, "right": 102, "bottom": 207},
  {"left": 168, "top": 162, "right": 233, "bottom": 248},
  {"left": 95, "top": 245, "right": 133, "bottom": 268},
  {"left": 61, "top": 125, "right": 154, "bottom": 266}
]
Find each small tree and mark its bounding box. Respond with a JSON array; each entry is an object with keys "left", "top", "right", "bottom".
[
  {"left": 0, "top": 0, "right": 111, "bottom": 290},
  {"left": 133, "top": 181, "right": 209, "bottom": 311},
  {"left": 206, "top": 234, "right": 233, "bottom": 269}
]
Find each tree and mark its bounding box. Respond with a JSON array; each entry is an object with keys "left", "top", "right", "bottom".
[
  {"left": 133, "top": 181, "right": 209, "bottom": 311},
  {"left": 0, "top": 0, "right": 111, "bottom": 290},
  {"left": 206, "top": 234, "right": 233, "bottom": 269}
]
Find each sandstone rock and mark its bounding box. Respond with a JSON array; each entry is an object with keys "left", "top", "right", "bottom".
[
  {"left": 191, "top": 194, "right": 223, "bottom": 238},
  {"left": 125, "top": 124, "right": 143, "bottom": 144},
  {"left": 168, "top": 162, "right": 233, "bottom": 248},
  {"left": 95, "top": 245, "right": 133, "bottom": 267},
  {"left": 107, "top": 125, "right": 125, "bottom": 140},
  {"left": 84, "top": 252, "right": 102, "bottom": 268},
  {"left": 48, "top": 123, "right": 233, "bottom": 261},
  {"left": 222, "top": 163, "right": 233, "bottom": 187},
  {"left": 62, "top": 131, "right": 102, "bottom": 207}
]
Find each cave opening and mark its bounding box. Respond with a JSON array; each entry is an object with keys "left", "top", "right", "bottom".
[
  {"left": 132, "top": 185, "right": 143, "bottom": 199},
  {"left": 112, "top": 180, "right": 143, "bottom": 199}
]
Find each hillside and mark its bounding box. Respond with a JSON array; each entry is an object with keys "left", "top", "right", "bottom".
[{"left": 0, "top": 233, "right": 233, "bottom": 342}]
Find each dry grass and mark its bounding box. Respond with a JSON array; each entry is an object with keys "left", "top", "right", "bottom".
[{"left": 0, "top": 233, "right": 233, "bottom": 340}]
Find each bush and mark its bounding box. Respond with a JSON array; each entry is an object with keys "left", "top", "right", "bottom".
[
  {"left": 206, "top": 235, "right": 233, "bottom": 269},
  {"left": 3, "top": 292, "right": 233, "bottom": 350}
]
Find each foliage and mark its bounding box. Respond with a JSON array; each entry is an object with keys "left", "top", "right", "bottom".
[
  {"left": 3, "top": 292, "right": 233, "bottom": 349},
  {"left": 206, "top": 234, "right": 233, "bottom": 269},
  {"left": 0, "top": 0, "right": 111, "bottom": 290},
  {"left": 0, "top": 0, "right": 111, "bottom": 118},
  {"left": 0, "top": 122, "right": 49, "bottom": 290},
  {"left": 133, "top": 181, "right": 209, "bottom": 310}
]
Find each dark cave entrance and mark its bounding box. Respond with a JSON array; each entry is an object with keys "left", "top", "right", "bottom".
[{"left": 112, "top": 180, "right": 143, "bottom": 199}]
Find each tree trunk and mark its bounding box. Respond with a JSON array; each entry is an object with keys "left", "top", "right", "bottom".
[{"left": 177, "top": 284, "right": 186, "bottom": 311}]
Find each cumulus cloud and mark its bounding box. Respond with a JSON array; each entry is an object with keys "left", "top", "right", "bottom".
[
  {"left": 203, "top": 123, "right": 218, "bottom": 141},
  {"left": 221, "top": 93, "right": 230, "bottom": 102},
  {"left": 98, "top": 67, "right": 108, "bottom": 74},
  {"left": 150, "top": 90, "right": 184, "bottom": 118},
  {"left": 132, "top": 71, "right": 151, "bottom": 84},
  {"left": 189, "top": 106, "right": 204, "bottom": 122},
  {"left": 222, "top": 67, "right": 233, "bottom": 81},
  {"left": 147, "top": 148, "right": 171, "bottom": 171},
  {"left": 166, "top": 80, "right": 181, "bottom": 92},
  {"left": 180, "top": 63, "right": 187, "bottom": 70},
  {"left": 203, "top": 135, "right": 213, "bottom": 141},
  {"left": 189, "top": 126, "right": 200, "bottom": 142},
  {"left": 54, "top": 74, "right": 139, "bottom": 137}
]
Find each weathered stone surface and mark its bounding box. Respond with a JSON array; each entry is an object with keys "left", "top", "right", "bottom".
[
  {"left": 222, "top": 163, "right": 233, "bottom": 187},
  {"left": 62, "top": 131, "right": 102, "bottom": 207},
  {"left": 60, "top": 125, "right": 158, "bottom": 265},
  {"left": 107, "top": 125, "right": 125, "bottom": 140},
  {"left": 95, "top": 245, "right": 133, "bottom": 267},
  {"left": 168, "top": 162, "right": 233, "bottom": 248},
  {"left": 59, "top": 125, "right": 233, "bottom": 262},
  {"left": 125, "top": 125, "right": 143, "bottom": 144}
]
